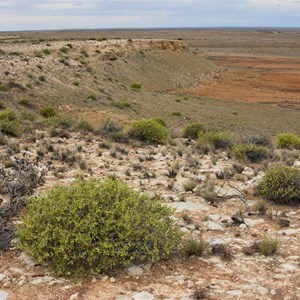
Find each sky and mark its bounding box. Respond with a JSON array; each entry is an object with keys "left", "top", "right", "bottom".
[{"left": 0, "top": 0, "right": 299, "bottom": 31}]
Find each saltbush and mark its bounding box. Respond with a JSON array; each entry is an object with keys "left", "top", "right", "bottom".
[
  {"left": 257, "top": 165, "right": 300, "bottom": 204},
  {"left": 197, "top": 131, "right": 235, "bottom": 152},
  {"left": 129, "top": 118, "right": 168, "bottom": 144},
  {"left": 17, "top": 178, "right": 181, "bottom": 278},
  {"left": 183, "top": 122, "right": 205, "bottom": 140},
  {"left": 277, "top": 133, "right": 300, "bottom": 150},
  {"left": 233, "top": 143, "right": 270, "bottom": 163}
]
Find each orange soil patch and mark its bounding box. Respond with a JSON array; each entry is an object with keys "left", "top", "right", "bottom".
[{"left": 180, "top": 56, "right": 300, "bottom": 109}]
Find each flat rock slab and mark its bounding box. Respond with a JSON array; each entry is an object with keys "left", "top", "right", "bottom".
[
  {"left": 0, "top": 291, "right": 9, "bottom": 300},
  {"left": 167, "top": 202, "right": 208, "bottom": 213},
  {"left": 132, "top": 292, "right": 155, "bottom": 300}
]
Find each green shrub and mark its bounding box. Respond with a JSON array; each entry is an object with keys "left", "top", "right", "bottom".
[
  {"left": 44, "top": 116, "right": 73, "bottom": 129},
  {"left": 111, "top": 101, "right": 132, "bottom": 109},
  {"left": 0, "top": 84, "right": 9, "bottom": 92},
  {"left": 0, "top": 100, "right": 6, "bottom": 109},
  {"left": 233, "top": 143, "right": 270, "bottom": 163},
  {"left": 17, "top": 178, "right": 181, "bottom": 278},
  {"left": 38, "top": 75, "right": 46, "bottom": 82},
  {"left": 198, "top": 131, "right": 235, "bottom": 152},
  {"left": 0, "top": 109, "right": 21, "bottom": 136},
  {"left": 18, "top": 97, "right": 32, "bottom": 107},
  {"left": 130, "top": 83, "right": 141, "bottom": 90},
  {"left": 171, "top": 112, "right": 181, "bottom": 116},
  {"left": 258, "top": 165, "right": 300, "bottom": 204},
  {"left": 40, "top": 106, "right": 57, "bottom": 118},
  {"left": 129, "top": 118, "right": 168, "bottom": 144},
  {"left": 42, "top": 48, "right": 51, "bottom": 55},
  {"left": 277, "top": 133, "right": 300, "bottom": 150},
  {"left": 150, "top": 117, "right": 166, "bottom": 127},
  {"left": 87, "top": 94, "right": 97, "bottom": 101},
  {"left": 183, "top": 122, "right": 205, "bottom": 139}
]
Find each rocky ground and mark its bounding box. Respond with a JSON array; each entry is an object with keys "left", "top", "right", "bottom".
[{"left": 0, "top": 131, "right": 299, "bottom": 300}]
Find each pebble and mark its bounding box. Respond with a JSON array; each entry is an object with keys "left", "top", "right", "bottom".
[
  {"left": 127, "top": 266, "right": 144, "bottom": 277},
  {"left": 31, "top": 276, "right": 55, "bottom": 285},
  {"left": 0, "top": 275, "right": 6, "bottom": 282},
  {"left": 69, "top": 292, "right": 79, "bottom": 300},
  {"left": 206, "top": 221, "right": 224, "bottom": 231},
  {"left": 109, "top": 277, "right": 116, "bottom": 283}
]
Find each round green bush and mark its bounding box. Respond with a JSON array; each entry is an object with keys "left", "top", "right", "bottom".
[
  {"left": 277, "top": 133, "right": 300, "bottom": 149},
  {"left": 17, "top": 178, "right": 181, "bottom": 278},
  {"left": 233, "top": 143, "right": 270, "bottom": 163},
  {"left": 40, "top": 106, "right": 57, "bottom": 118},
  {"left": 183, "top": 122, "right": 205, "bottom": 140},
  {"left": 258, "top": 165, "right": 300, "bottom": 204},
  {"left": 129, "top": 118, "right": 168, "bottom": 144}
]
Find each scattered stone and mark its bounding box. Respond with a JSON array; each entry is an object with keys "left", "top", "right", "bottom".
[
  {"left": 127, "top": 266, "right": 144, "bottom": 277},
  {"left": 132, "top": 292, "right": 155, "bottom": 300},
  {"left": 109, "top": 277, "right": 116, "bottom": 283},
  {"left": 278, "top": 218, "right": 290, "bottom": 228},
  {"left": 31, "top": 276, "right": 55, "bottom": 285},
  {"left": 209, "top": 214, "right": 221, "bottom": 222},
  {"left": 19, "top": 251, "right": 38, "bottom": 267},
  {"left": 69, "top": 292, "right": 79, "bottom": 300},
  {"left": 0, "top": 274, "right": 6, "bottom": 282},
  {"left": 206, "top": 221, "right": 224, "bottom": 231}
]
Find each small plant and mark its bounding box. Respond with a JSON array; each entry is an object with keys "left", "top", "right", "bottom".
[
  {"left": 40, "top": 106, "right": 57, "bottom": 118},
  {"left": 183, "top": 122, "right": 205, "bottom": 139},
  {"left": 130, "top": 83, "right": 141, "bottom": 90},
  {"left": 241, "top": 134, "right": 271, "bottom": 147},
  {"left": 99, "top": 119, "right": 123, "bottom": 137},
  {"left": 18, "top": 97, "right": 31, "bottom": 107},
  {"left": 233, "top": 143, "right": 270, "bottom": 163},
  {"left": 72, "top": 80, "right": 80, "bottom": 86},
  {"left": 129, "top": 118, "right": 168, "bottom": 144},
  {"left": 0, "top": 109, "right": 22, "bottom": 136},
  {"left": 38, "top": 75, "right": 46, "bottom": 82},
  {"left": 87, "top": 94, "right": 97, "bottom": 101},
  {"left": 211, "top": 243, "right": 233, "bottom": 261},
  {"left": 42, "top": 48, "right": 51, "bottom": 55},
  {"left": 254, "top": 199, "right": 269, "bottom": 215},
  {"left": 171, "top": 111, "right": 181, "bottom": 116},
  {"left": 167, "top": 163, "right": 180, "bottom": 178},
  {"left": 0, "top": 84, "right": 9, "bottom": 92},
  {"left": 76, "top": 120, "right": 94, "bottom": 132},
  {"left": 182, "top": 238, "right": 208, "bottom": 257},
  {"left": 257, "top": 165, "right": 300, "bottom": 204},
  {"left": 259, "top": 235, "right": 280, "bottom": 256},
  {"left": 183, "top": 180, "right": 196, "bottom": 192},
  {"left": 59, "top": 47, "right": 69, "bottom": 54},
  {"left": 111, "top": 101, "right": 132, "bottom": 109},
  {"left": 17, "top": 178, "right": 181, "bottom": 278},
  {"left": 277, "top": 132, "right": 300, "bottom": 150}
]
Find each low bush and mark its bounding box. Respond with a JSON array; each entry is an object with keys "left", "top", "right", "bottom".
[
  {"left": 182, "top": 238, "right": 208, "bottom": 257},
  {"left": 17, "top": 178, "right": 181, "bottom": 278},
  {"left": 99, "top": 119, "right": 123, "bottom": 137},
  {"left": 0, "top": 109, "right": 21, "bottom": 136},
  {"left": 183, "top": 122, "right": 205, "bottom": 140},
  {"left": 129, "top": 118, "right": 168, "bottom": 144},
  {"left": 76, "top": 120, "right": 94, "bottom": 132},
  {"left": 197, "top": 131, "right": 235, "bottom": 152},
  {"left": 257, "top": 165, "right": 300, "bottom": 204},
  {"left": 130, "top": 83, "right": 141, "bottom": 90},
  {"left": 241, "top": 134, "right": 271, "bottom": 147},
  {"left": 277, "top": 133, "right": 300, "bottom": 150},
  {"left": 233, "top": 143, "right": 270, "bottom": 163},
  {"left": 40, "top": 106, "right": 57, "bottom": 118},
  {"left": 150, "top": 117, "right": 166, "bottom": 127},
  {"left": 111, "top": 101, "right": 132, "bottom": 109}
]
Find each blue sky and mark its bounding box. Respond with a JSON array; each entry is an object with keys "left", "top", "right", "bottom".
[{"left": 0, "top": 0, "right": 299, "bottom": 31}]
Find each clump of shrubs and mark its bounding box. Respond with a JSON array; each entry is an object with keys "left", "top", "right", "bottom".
[
  {"left": 0, "top": 108, "right": 22, "bottom": 137},
  {"left": 257, "top": 165, "right": 300, "bottom": 204},
  {"left": 277, "top": 133, "right": 300, "bottom": 149},
  {"left": 17, "top": 178, "right": 181, "bottom": 278},
  {"left": 129, "top": 118, "right": 168, "bottom": 144},
  {"left": 197, "top": 131, "right": 235, "bottom": 152},
  {"left": 232, "top": 143, "right": 270, "bottom": 163},
  {"left": 183, "top": 122, "right": 205, "bottom": 140}
]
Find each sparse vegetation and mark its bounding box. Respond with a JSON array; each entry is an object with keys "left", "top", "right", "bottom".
[
  {"left": 17, "top": 178, "right": 181, "bottom": 278},
  {"left": 182, "top": 238, "right": 208, "bottom": 257},
  {"left": 40, "top": 106, "right": 57, "bottom": 118},
  {"left": 111, "top": 101, "right": 132, "bottom": 109},
  {"left": 198, "top": 131, "right": 235, "bottom": 152},
  {"left": 130, "top": 83, "right": 141, "bottom": 90}
]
